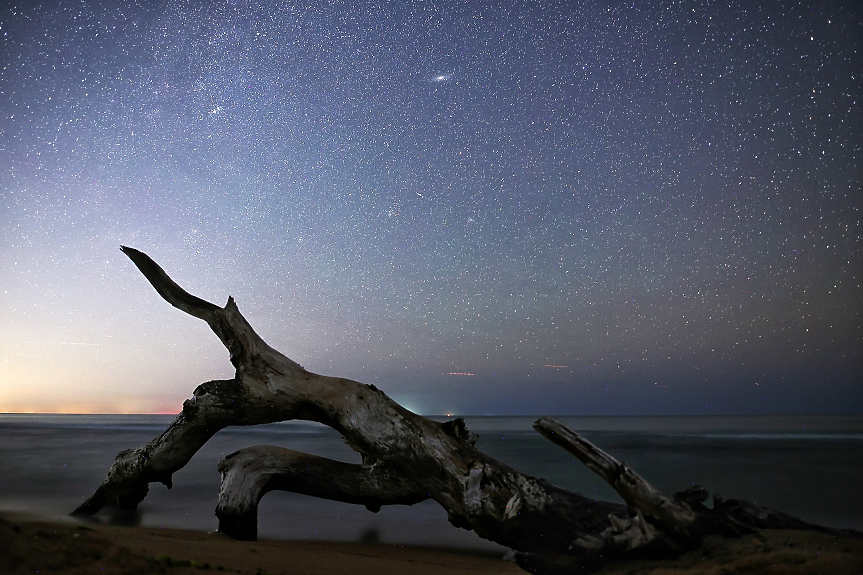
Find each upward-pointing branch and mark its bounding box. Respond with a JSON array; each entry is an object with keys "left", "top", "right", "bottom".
[
  {"left": 119, "top": 245, "right": 301, "bottom": 372},
  {"left": 534, "top": 417, "right": 698, "bottom": 543},
  {"left": 120, "top": 246, "right": 219, "bottom": 318}
]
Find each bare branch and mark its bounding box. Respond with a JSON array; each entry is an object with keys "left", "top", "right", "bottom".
[
  {"left": 216, "top": 446, "right": 429, "bottom": 540},
  {"left": 120, "top": 246, "right": 219, "bottom": 319},
  {"left": 533, "top": 417, "right": 697, "bottom": 539}
]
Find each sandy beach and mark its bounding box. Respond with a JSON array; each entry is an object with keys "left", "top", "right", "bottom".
[
  {"left": 1, "top": 512, "right": 521, "bottom": 575},
  {"left": 3, "top": 511, "right": 862, "bottom": 575}
]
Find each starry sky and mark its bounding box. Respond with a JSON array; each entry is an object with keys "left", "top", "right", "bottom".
[{"left": 1, "top": 0, "right": 861, "bottom": 415}]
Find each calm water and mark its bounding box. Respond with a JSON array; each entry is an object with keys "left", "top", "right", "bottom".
[{"left": 1, "top": 414, "right": 861, "bottom": 550}]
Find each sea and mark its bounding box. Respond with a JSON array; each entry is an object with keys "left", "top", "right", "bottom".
[{"left": 1, "top": 414, "right": 861, "bottom": 551}]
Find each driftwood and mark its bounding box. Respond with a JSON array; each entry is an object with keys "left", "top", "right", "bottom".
[{"left": 73, "top": 247, "right": 858, "bottom": 574}]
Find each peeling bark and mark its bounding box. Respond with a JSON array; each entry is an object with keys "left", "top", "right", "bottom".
[{"left": 73, "top": 247, "right": 860, "bottom": 574}]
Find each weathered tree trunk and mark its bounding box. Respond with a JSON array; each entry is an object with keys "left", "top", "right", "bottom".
[{"left": 73, "top": 247, "right": 858, "bottom": 574}]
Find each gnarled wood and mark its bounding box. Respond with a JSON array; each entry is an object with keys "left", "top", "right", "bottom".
[
  {"left": 74, "top": 247, "right": 860, "bottom": 574},
  {"left": 216, "top": 446, "right": 428, "bottom": 540},
  {"left": 534, "top": 417, "right": 700, "bottom": 546}
]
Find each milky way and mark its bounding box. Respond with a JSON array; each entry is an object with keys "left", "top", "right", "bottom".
[{"left": 1, "top": 1, "right": 860, "bottom": 414}]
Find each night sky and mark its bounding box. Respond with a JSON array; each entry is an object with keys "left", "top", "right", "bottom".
[{"left": 1, "top": 1, "right": 861, "bottom": 415}]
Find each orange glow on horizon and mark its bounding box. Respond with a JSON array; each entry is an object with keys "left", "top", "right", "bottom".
[
  {"left": 0, "top": 408, "right": 180, "bottom": 415},
  {"left": 0, "top": 399, "right": 183, "bottom": 415}
]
